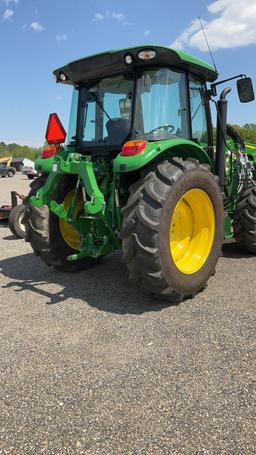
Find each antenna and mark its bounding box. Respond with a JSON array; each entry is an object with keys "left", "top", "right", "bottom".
[{"left": 198, "top": 16, "right": 217, "bottom": 72}]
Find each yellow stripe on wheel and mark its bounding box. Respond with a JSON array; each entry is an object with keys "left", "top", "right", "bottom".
[{"left": 170, "top": 189, "right": 215, "bottom": 274}]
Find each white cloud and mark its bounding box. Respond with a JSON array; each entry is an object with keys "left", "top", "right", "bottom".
[
  {"left": 112, "top": 12, "right": 125, "bottom": 23},
  {"left": 170, "top": 19, "right": 203, "bottom": 50},
  {"left": 94, "top": 13, "right": 104, "bottom": 21},
  {"left": 3, "top": 8, "right": 13, "bottom": 20},
  {"left": 31, "top": 21, "right": 45, "bottom": 32},
  {"left": 56, "top": 33, "right": 68, "bottom": 43},
  {"left": 93, "top": 10, "right": 132, "bottom": 26},
  {"left": 144, "top": 29, "right": 150, "bottom": 37},
  {"left": 1, "top": 0, "right": 18, "bottom": 5},
  {"left": 170, "top": 0, "right": 256, "bottom": 51}
]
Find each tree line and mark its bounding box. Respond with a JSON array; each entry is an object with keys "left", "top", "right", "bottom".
[
  {"left": 212, "top": 124, "right": 256, "bottom": 145},
  {"left": 0, "top": 141, "right": 41, "bottom": 162},
  {"left": 228, "top": 123, "right": 256, "bottom": 144}
]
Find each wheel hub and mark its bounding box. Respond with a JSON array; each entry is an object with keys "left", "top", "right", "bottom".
[
  {"left": 59, "top": 190, "right": 83, "bottom": 251},
  {"left": 170, "top": 189, "right": 215, "bottom": 274}
]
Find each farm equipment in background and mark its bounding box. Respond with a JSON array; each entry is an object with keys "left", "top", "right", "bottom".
[
  {"left": 0, "top": 191, "right": 26, "bottom": 238},
  {"left": 0, "top": 156, "right": 12, "bottom": 167},
  {"left": 0, "top": 155, "right": 15, "bottom": 178},
  {"left": 24, "top": 45, "right": 255, "bottom": 301}
]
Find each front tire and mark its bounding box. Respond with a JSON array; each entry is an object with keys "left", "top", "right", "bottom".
[
  {"left": 121, "top": 158, "right": 224, "bottom": 301},
  {"left": 24, "top": 175, "right": 98, "bottom": 272}
]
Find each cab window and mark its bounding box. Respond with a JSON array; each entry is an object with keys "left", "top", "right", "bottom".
[
  {"left": 134, "top": 68, "right": 189, "bottom": 141},
  {"left": 189, "top": 76, "right": 208, "bottom": 146}
]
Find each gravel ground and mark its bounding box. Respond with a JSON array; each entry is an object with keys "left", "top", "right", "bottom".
[{"left": 0, "top": 173, "right": 255, "bottom": 454}]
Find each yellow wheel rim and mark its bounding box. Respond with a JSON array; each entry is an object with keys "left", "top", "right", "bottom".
[
  {"left": 59, "top": 190, "right": 83, "bottom": 251},
  {"left": 170, "top": 189, "right": 215, "bottom": 274}
]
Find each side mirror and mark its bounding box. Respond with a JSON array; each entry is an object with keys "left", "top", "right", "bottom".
[{"left": 237, "top": 77, "right": 255, "bottom": 103}]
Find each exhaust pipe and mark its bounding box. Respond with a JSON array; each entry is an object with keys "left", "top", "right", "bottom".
[{"left": 215, "top": 87, "right": 231, "bottom": 190}]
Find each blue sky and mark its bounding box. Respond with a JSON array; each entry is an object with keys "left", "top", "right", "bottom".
[{"left": 0, "top": 0, "right": 255, "bottom": 147}]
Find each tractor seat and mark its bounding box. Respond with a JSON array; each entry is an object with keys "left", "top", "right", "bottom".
[{"left": 106, "top": 118, "right": 130, "bottom": 144}]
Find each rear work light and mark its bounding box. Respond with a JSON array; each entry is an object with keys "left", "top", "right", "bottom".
[
  {"left": 41, "top": 145, "right": 60, "bottom": 159},
  {"left": 45, "top": 113, "right": 66, "bottom": 145},
  {"left": 121, "top": 140, "right": 147, "bottom": 157},
  {"left": 138, "top": 50, "right": 156, "bottom": 60}
]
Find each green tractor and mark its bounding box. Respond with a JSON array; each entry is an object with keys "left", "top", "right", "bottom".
[{"left": 24, "top": 45, "right": 256, "bottom": 301}]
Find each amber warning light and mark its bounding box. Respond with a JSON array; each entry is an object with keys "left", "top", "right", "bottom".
[
  {"left": 41, "top": 145, "right": 60, "bottom": 159},
  {"left": 45, "top": 113, "right": 66, "bottom": 145},
  {"left": 121, "top": 140, "right": 147, "bottom": 156}
]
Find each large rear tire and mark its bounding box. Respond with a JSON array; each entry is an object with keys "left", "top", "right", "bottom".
[
  {"left": 226, "top": 124, "right": 245, "bottom": 150},
  {"left": 233, "top": 184, "right": 256, "bottom": 253},
  {"left": 121, "top": 158, "right": 225, "bottom": 301},
  {"left": 24, "top": 175, "right": 99, "bottom": 272},
  {"left": 228, "top": 124, "right": 256, "bottom": 253}
]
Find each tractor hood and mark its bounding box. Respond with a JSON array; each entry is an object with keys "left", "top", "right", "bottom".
[{"left": 53, "top": 45, "right": 218, "bottom": 86}]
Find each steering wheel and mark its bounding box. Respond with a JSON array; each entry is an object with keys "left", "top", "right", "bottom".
[{"left": 149, "top": 124, "right": 175, "bottom": 134}]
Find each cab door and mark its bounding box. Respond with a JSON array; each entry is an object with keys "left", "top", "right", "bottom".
[{"left": 189, "top": 75, "right": 212, "bottom": 149}]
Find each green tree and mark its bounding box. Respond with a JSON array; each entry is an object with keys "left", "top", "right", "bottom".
[{"left": 0, "top": 141, "right": 41, "bottom": 161}]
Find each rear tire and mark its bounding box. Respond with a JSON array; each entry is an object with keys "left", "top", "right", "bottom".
[
  {"left": 24, "top": 175, "right": 99, "bottom": 272},
  {"left": 233, "top": 184, "right": 256, "bottom": 253},
  {"left": 226, "top": 124, "right": 245, "bottom": 150},
  {"left": 121, "top": 158, "right": 225, "bottom": 301},
  {"left": 7, "top": 170, "right": 14, "bottom": 178},
  {"left": 8, "top": 204, "right": 26, "bottom": 238},
  {"left": 28, "top": 174, "right": 35, "bottom": 180}
]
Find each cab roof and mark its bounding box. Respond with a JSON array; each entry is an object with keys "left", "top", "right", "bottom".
[{"left": 53, "top": 45, "right": 218, "bottom": 85}]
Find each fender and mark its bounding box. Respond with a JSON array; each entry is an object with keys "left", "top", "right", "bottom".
[
  {"left": 113, "top": 139, "right": 213, "bottom": 173},
  {"left": 34, "top": 145, "right": 69, "bottom": 174},
  {"left": 35, "top": 156, "right": 55, "bottom": 174}
]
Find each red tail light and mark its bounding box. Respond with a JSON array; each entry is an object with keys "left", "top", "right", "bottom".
[
  {"left": 45, "top": 113, "right": 66, "bottom": 145},
  {"left": 41, "top": 145, "right": 60, "bottom": 159},
  {"left": 121, "top": 140, "right": 147, "bottom": 156}
]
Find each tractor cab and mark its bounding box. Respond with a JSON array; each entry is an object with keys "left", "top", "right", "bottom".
[
  {"left": 52, "top": 45, "right": 218, "bottom": 158},
  {"left": 67, "top": 68, "right": 208, "bottom": 149},
  {"left": 42, "top": 45, "right": 254, "bottom": 168}
]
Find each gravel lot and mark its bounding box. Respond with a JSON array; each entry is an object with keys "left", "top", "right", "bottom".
[{"left": 0, "top": 173, "right": 255, "bottom": 454}]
